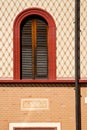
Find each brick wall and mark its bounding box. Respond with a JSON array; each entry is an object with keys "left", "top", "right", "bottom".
[
  {"left": 0, "top": 84, "right": 75, "bottom": 130},
  {"left": 81, "top": 85, "right": 87, "bottom": 130}
]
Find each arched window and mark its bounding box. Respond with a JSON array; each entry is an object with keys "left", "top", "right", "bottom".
[
  {"left": 13, "top": 8, "right": 56, "bottom": 81},
  {"left": 20, "top": 15, "right": 48, "bottom": 79}
]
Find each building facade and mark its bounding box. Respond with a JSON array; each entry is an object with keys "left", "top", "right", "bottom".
[{"left": 0, "top": 0, "right": 87, "bottom": 130}]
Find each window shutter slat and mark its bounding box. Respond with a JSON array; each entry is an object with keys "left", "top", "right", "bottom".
[
  {"left": 35, "top": 19, "right": 48, "bottom": 79},
  {"left": 21, "top": 19, "right": 33, "bottom": 79},
  {"left": 36, "top": 47, "right": 48, "bottom": 78},
  {"left": 21, "top": 16, "right": 48, "bottom": 80}
]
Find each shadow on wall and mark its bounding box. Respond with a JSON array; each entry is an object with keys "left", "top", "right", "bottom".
[{"left": 0, "top": 83, "right": 75, "bottom": 87}]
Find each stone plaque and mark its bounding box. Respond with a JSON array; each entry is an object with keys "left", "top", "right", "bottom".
[{"left": 21, "top": 98, "right": 49, "bottom": 110}]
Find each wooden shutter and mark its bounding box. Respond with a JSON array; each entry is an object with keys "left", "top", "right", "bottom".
[
  {"left": 35, "top": 19, "right": 48, "bottom": 79},
  {"left": 20, "top": 16, "right": 48, "bottom": 79},
  {"left": 20, "top": 18, "right": 32, "bottom": 79}
]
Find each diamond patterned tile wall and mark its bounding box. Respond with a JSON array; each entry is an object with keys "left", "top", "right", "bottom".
[
  {"left": 0, "top": 0, "right": 75, "bottom": 79},
  {"left": 80, "top": 0, "right": 87, "bottom": 78}
]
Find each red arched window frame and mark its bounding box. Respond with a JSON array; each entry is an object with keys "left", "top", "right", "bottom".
[{"left": 13, "top": 8, "right": 56, "bottom": 81}]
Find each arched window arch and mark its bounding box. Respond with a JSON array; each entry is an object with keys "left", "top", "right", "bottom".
[{"left": 13, "top": 8, "right": 56, "bottom": 81}]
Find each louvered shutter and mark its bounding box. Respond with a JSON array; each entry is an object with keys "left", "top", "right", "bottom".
[
  {"left": 35, "top": 19, "right": 48, "bottom": 79},
  {"left": 20, "top": 18, "right": 32, "bottom": 79},
  {"left": 20, "top": 16, "right": 48, "bottom": 79}
]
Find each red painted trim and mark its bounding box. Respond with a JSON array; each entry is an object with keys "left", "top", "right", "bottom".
[
  {"left": 1, "top": 79, "right": 87, "bottom": 83},
  {"left": 14, "top": 127, "right": 57, "bottom": 130},
  {"left": 13, "top": 8, "right": 56, "bottom": 80},
  {"left": 0, "top": 79, "right": 75, "bottom": 83},
  {"left": 79, "top": 79, "right": 87, "bottom": 83}
]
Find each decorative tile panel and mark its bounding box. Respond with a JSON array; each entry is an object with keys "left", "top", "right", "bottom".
[{"left": 0, "top": 0, "right": 75, "bottom": 79}]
